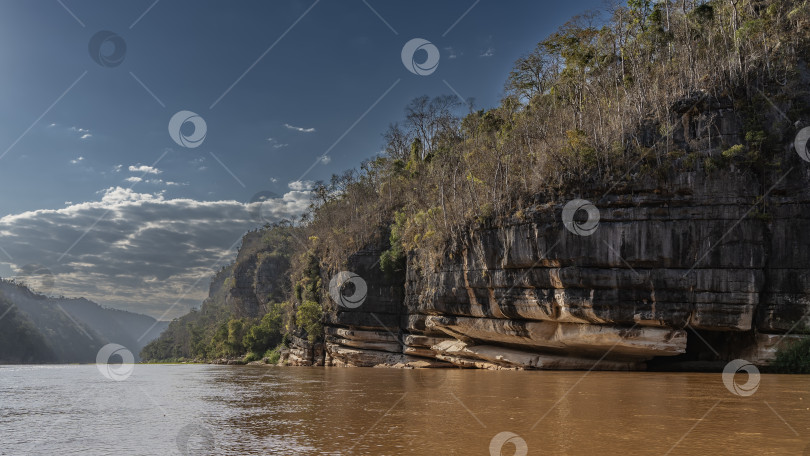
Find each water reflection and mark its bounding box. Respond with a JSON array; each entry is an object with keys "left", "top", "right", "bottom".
[{"left": 210, "top": 367, "right": 810, "bottom": 455}]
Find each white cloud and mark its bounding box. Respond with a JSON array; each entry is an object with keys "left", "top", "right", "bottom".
[
  {"left": 445, "top": 46, "right": 458, "bottom": 59},
  {"left": 113, "top": 165, "right": 123, "bottom": 173},
  {"left": 70, "top": 156, "right": 84, "bottom": 164},
  {"left": 283, "top": 123, "right": 316, "bottom": 133},
  {"left": 80, "top": 133, "right": 92, "bottom": 140},
  {"left": 125, "top": 177, "right": 184, "bottom": 187},
  {"left": 128, "top": 165, "right": 162, "bottom": 175},
  {"left": 70, "top": 127, "right": 89, "bottom": 133},
  {"left": 480, "top": 47, "right": 495, "bottom": 58},
  {"left": 320, "top": 155, "right": 332, "bottom": 165},
  {"left": 288, "top": 180, "right": 315, "bottom": 191},
  {"left": 0, "top": 187, "right": 311, "bottom": 318},
  {"left": 267, "top": 137, "right": 289, "bottom": 149},
  {"left": 270, "top": 177, "right": 278, "bottom": 183}
]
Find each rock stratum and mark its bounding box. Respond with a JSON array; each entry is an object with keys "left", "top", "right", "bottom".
[{"left": 286, "top": 97, "right": 810, "bottom": 371}]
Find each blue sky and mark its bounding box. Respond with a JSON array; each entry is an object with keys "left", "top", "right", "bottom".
[{"left": 0, "top": 0, "right": 606, "bottom": 318}]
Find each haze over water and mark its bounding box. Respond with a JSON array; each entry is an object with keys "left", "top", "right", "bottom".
[{"left": 1, "top": 365, "right": 808, "bottom": 455}]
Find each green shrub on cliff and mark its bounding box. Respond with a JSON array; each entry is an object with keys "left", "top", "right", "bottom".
[
  {"left": 380, "top": 211, "right": 407, "bottom": 278},
  {"left": 207, "top": 319, "right": 246, "bottom": 358},
  {"left": 772, "top": 338, "right": 810, "bottom": 374},
  {"left": 243, "top": 351, "right": 261, "bottom": 363},
  {"left": 264, "top": 345, "right": 282, "bottom": 364},
  {"left": 296, "top": 300, "right": 323, "bottom": 343},
  {"left": 242, "top": 303, "right": 284, "bottom": 354}
]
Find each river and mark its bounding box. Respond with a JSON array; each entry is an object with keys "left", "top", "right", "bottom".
[{"left": 0, "top": 365, "right": 808, "bottom": 455}]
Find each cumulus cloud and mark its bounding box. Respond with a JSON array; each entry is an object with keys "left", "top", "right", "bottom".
[
  {"left": 128, "top": 165, "right": 162, "bottom": 175},
  {"left": 70, "top": 156, "right": 84, "bottom": 164},
  {"left": 288, "top": 180, "right": 315, "bottom": 191},
  {"left": 0, "top": 187, "right": 311, "bottom": 318},
  {"left": 283, "top": 123, "right": 316, "bottom": 133},
  {"left": 319, "top": 155, "right": 332, "bottom": 165},
  {"left": 124, "top": 176, "right": 142, "bottom": 183}
]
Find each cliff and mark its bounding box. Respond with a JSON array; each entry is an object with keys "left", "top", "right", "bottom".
[
  {"left": 287, "top": 94, "right": 810, "bottom": 371},
  {"left": 140, "top": 227, "right": 293, "bottom": 361}
]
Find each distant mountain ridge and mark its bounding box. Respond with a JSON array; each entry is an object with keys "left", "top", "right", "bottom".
[{"left": 0, "top": 279, "right": 168, "bottom": 363}]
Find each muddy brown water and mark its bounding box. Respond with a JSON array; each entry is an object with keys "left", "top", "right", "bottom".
[{"left": 1, "top": 364, "right": 808, "bottom": 455}]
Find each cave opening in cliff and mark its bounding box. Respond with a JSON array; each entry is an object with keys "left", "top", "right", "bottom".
[{"left": 646, "top": 327, "right": 757, "bottom": 372}]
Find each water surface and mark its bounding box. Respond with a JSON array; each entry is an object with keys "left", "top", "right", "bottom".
[{"left": 1, "top": 365, "right": 808, "bottom": 455}]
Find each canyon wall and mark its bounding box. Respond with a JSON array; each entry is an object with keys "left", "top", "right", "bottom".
[
  {"left": 295, "top": 171, "right": 809, "bottom": 370},
  {"left": 288, "top": 97, "right": 810, "bottom": 370},
  {"left": 225, "top": 230, "right": 290, "bottom": 319}
]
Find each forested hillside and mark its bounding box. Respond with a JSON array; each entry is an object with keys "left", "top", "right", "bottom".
[
  {"left": 0, "top": 295, "right": 55, "bottom": 363},
  {"left": 0, "top": 280, "right": 168, "bottom": 363}
]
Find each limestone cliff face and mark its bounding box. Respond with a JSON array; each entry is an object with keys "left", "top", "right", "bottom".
[
  {"left": 225, "top": 231, "right": 290, "bottom": 319},
  {"left": 289, "top": 97, "right": 810, "bottom": 370},
  {"left": 405, "top": 166, "right": 809, "bottom": 369},
  {"left": 296, "top": 165, "right": 808, "bottom": 370}
]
